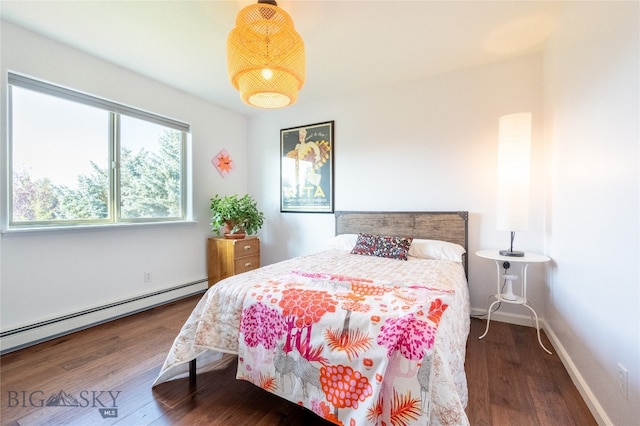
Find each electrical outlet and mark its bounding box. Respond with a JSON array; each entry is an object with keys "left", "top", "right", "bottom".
[
  {"left": 617, "top": 363, "right": 628, "bottom": 399},
  {"left": 144, "top": 271, "right": 152, "bottom": 283}
]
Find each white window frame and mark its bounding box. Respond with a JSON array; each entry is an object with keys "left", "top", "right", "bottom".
[{"left": 5, "top": 72, "right": 191, "bottom": 231}]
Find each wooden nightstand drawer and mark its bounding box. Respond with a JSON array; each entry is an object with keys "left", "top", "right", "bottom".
[
  {"left": 207, "top": 237, "right": 261, "bottom": 287},
  {"left": 234, "top": 255, "right": 260, "bottom": 274},
  {"left": 233, "top": 238, "right": 260, "bottom": 258}
]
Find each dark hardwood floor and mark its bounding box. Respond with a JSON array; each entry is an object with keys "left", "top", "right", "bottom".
[
  {"left": 465, "top": 316, "right": 596, "bottom": 426},
  {"left": 0, "top": 295, "right": 596, "bottom": 425}
]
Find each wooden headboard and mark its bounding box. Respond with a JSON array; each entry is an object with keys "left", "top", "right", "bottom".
[{"left": 335, "top": 211, "right": 469, "bottom": 274}]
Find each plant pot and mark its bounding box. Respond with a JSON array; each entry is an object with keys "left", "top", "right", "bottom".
[
  {"left": 223, "top": 221, "right": 246, "bottom": 239},
  {"left": 224, "top": 233, "right": 246, "bottom": 239}
]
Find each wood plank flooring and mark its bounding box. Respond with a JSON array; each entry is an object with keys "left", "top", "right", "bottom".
[
  {"left": 465, "top": 317, "right": 596, "bottom": 426},
  {"left": 0, "top": 295, "right": 596, "bottom": 425}
]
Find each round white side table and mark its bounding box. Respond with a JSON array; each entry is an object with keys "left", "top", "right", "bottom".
[{"left": 476, "top": 249, "right": 552, "bottom": 354}]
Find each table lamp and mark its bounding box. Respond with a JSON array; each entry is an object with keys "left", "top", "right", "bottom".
[{"left": 496, "top": 112, "right": 531, "bottom": 257}]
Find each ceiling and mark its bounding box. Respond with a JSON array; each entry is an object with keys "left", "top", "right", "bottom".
[{"left": 0, "top": 1, "right": 563, "bottom": 116}]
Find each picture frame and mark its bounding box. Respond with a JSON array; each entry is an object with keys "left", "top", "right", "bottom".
[{"left": 280, "top": 121, "right": 334, "bottom": 213}]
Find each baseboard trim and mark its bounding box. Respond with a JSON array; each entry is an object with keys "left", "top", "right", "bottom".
[
  {"left": 0, "top": 279, "right": 207, "bottom": 355},
  {"left": 540, "top": 319, "right": 612, "bottom": 426},
  {"left": 470, "top": 307, "right": 610, "bottom": 425},
  {"left": 469, "top": 307, "right": 542, "bottom": 328}
]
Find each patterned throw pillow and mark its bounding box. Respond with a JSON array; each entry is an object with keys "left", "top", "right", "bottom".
[{"left": 350, "top": 233, "right": 413, "bottom": 261}]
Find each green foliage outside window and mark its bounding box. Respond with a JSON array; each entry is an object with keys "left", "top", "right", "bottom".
[{"left": 11, "top": 130, "right": 182, "bottom": 223}]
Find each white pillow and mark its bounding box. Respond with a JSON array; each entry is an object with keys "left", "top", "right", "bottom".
[
  {"left": 325, "top": 234, "right": 358, "bottom": 251},
  {"left": 326, "top": 234, "right": 465, "bottom": 262},
  {"left": 408, "top": 239, "right": 466, "bottom": 262}
]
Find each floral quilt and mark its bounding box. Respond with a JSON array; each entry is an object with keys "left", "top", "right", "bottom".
[
  {"left": 237, "top": 271, "right": 453, "bottom": 425},
  {"left": 152, "top": 250, "right": 470, "bottom": 425}
]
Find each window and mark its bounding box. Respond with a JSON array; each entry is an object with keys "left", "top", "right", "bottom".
[{"left": 7, "top": 73, "right": 190, "bottom": 229}]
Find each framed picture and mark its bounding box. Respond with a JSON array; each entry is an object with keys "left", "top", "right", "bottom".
[{"left": 281, "top": 121, "right": 334, "bottom": 213}]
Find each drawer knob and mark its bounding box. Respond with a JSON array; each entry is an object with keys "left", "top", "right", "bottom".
[
  {"left": 243, "top": 245, "right": 251, "bottom": 250},
  {"left": 244, "top": 262, "right": 252, "bottom": 268}
]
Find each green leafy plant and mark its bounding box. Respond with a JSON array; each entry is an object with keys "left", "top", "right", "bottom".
[{"left": 210, "top": 194, "right": 265, "bottom": 236}]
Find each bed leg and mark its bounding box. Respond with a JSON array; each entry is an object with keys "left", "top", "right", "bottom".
[{"left": 189, "top": 359, "right": 196, "bottom": 388}]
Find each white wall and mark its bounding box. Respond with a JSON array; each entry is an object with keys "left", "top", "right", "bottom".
[
  {"left": 0, "top": 22, "right": 248, "bottom": 350},
  {"left": 543, "top": 2, "right": 639, "bottom": 425},
  {"left": 247, "top": 53, "right": 548, "bottom": 318}
]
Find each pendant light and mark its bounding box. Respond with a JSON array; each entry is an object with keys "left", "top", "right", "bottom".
[{"left": 227, "top": 0, "right": 305, "bottom": 109}]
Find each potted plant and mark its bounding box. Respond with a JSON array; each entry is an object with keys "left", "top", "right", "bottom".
[{"left": 210, "top": 194, "right": 265, "bottom": 239}]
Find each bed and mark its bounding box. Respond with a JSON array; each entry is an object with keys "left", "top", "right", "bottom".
[{"left": 153, "top": 211, "right": 470, "bottom": 425}]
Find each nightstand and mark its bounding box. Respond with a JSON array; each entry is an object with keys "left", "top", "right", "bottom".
[
  {"left": 207, "top": 237, "right": 260, "bottom": 287},
  {"left": 476, "top": 249, "right": 552, "bottom": 354}
]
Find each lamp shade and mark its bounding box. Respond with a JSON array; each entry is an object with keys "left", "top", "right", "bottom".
[
  {"left": 227, "top": 1, "right": 305, "bottom": 109},
  {"left": 496, "top": 112, "right": 532, "bottom": 232}
]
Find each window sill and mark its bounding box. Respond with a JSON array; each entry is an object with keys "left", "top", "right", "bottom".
[{"left": 1, "top": 220, "right": 199, "bottom": 236}]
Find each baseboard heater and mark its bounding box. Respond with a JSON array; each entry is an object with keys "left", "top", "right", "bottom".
[{"left": 0, "top": 279, "right": 207, "bottom": 355}]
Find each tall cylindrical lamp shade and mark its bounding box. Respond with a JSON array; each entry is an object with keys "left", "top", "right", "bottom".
[{"left": 496, "top": 112, "right": 532, "bottom": 233}]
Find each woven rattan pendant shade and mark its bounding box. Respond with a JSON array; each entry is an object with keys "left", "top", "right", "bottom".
[{"left": 227, "top": 1, "right": 305, "bottom": 109}]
